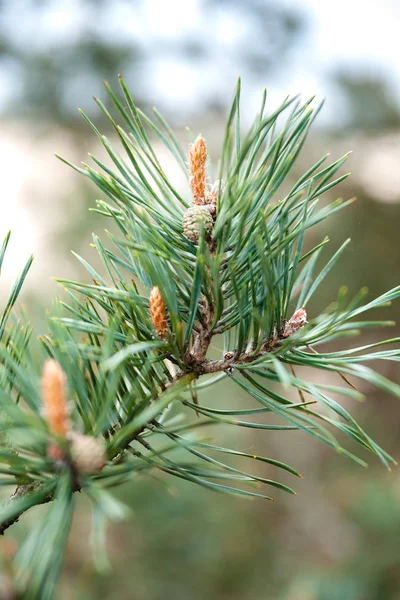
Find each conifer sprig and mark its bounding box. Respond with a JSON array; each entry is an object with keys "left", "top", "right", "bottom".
[{"left": 0, "top": 78, "right": 399, "bottom": 595}]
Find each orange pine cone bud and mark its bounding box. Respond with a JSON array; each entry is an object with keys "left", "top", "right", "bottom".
[
  {"left": 149, "top": 286, "right": 168, "bottom": 339},
  {"left": 189, "top": 134, "right": 207, "bottom": 205},
  {"left": 42, "top": 359, "right": 70, "bottom": 438}
]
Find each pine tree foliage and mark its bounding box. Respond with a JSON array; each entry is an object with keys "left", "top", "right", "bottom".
[{"left": 0, "top": 77, "right": 400, "bottom": 596}]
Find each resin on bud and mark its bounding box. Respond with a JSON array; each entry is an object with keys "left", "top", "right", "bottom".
[
  {"left": 149, "top": 286, "right": 169, "bottom": 339},
  {"left": 282, "top": 307, "right": 307, "bottom": 338}
]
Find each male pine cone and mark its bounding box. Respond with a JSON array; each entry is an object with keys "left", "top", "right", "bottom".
[
  {"left": 42, "top": 359, "right": 70, "bottom": 438},
  {"left": 189, "top": 134, "right": 207, "bottom": 205},
  {"left": 42, "top": 359, "right": 70, "bottom": 461},
  {"left": 184, "top": 134, "right": 217, "bottom": 244},
  {"left": 150, "top": 286, "right": 168, "bottom": 339}
]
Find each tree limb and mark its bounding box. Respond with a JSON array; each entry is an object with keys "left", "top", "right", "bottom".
[{"left": 0, "top": 483, "right": 54, "bottom": 536}]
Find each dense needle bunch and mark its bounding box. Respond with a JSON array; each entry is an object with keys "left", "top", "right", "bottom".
[{"left": 0, "top": 77, "right": 400, "bottom": 596}]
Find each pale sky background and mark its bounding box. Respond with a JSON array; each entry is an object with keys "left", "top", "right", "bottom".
[
  {"left": 0, "top": 0, "right": 399, "bottom": 122},
  {"left": 145, "top": 0, "right": 400, "bottom": 123}
]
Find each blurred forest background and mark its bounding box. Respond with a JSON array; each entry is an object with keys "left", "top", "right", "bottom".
[{"left": 1, "top": 0, "right": 400, "bottom": 599}]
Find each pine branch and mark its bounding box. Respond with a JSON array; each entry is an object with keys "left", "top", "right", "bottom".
[
  {"left": 0, "top": 483, "right": 60, "bottom": 536},
  {"left": 1, "top": 77, "right": 400, "bottom": 595}
]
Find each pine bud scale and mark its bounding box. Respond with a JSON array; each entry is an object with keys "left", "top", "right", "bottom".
[
  {"left": 282, "top": 307, "right": 307, "bottom": 338},
  {"left": 182, "top": 205, "right": 214, "bottom": 244},
  {"left": 69, "top": 432, "right": 106, "bottom": 474}
]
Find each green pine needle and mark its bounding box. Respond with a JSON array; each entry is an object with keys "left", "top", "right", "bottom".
[{"left": 0, "top": 77, "right": 399, "bottom": 594}]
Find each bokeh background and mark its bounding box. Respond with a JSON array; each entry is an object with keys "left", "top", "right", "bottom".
[{"left": 1, "top": 1, "right": 400, "bottom": 598}]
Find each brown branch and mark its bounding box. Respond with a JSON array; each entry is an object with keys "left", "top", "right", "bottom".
[
  {"left": 0, "top": 483, "right": 54, "bottom": 536},
  {"left": 0, "top": 468, "right": 82, "bottom": 537}
]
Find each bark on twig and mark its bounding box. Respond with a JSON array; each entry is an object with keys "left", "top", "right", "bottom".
[{"left": 0, "top": 483, "right": 53, "bottom": 536}]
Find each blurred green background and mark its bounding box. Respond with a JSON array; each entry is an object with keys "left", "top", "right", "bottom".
[{"left": 1, "top": 1, "right": 400, "bottom": 598}]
